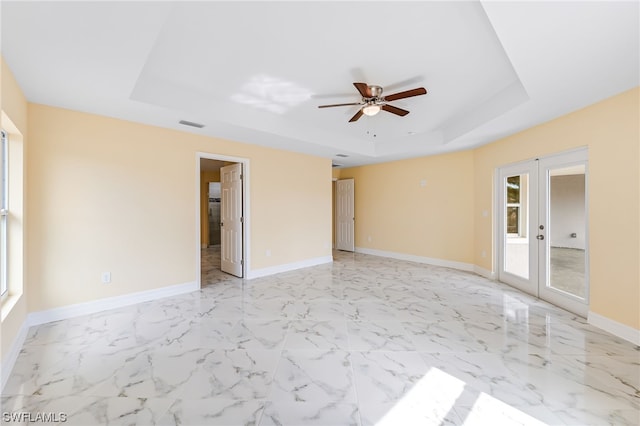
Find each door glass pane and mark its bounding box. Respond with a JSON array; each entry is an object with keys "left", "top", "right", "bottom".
[
  {"left": 504, "top": 173, "right": 529, "bottom": 279},
  {"left": 507, "top": 207, "right": 520, "bottom": 234},
  {"left": 547, "top": 165, "right": 586, "bottom": 299}
]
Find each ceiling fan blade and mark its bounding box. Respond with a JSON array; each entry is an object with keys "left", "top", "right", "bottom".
[
  {"left": 353, "top": 82, "right": 371, "bottom": 98},
  {"left": 318, "top": 102, "right": 362, "bottom": 108},
  {"left": 382, "top": 104, "right": 410, "bottom": 117},
  {"left": 384, "top": 87, "right": 427, "bottom": 102},
  {"left": 349, "top": 109, "right": 364, "bottom": 122},
  {"left": 383, "top": 76, "right": 424, "bottom": 93}
]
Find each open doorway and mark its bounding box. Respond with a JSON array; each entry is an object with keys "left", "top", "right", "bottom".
[
  {"left": 197, "top": 153, "right": 249, "bottom": 288},
  {"left": 208, "top": 181, "right": 221, "bottom": 247}
]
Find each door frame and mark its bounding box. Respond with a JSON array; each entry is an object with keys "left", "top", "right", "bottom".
[
  {"left": 495, "top": 159, "right": 539, "bottom": 296},
  {"left": 196, "top": 152, "right": 250, "bottom": 287},
  {"left": 494, "top": 147, "right": 589, "bottom": 316},
  {"left": 537, "top": 149, "right": 590, "bottom": 315}
]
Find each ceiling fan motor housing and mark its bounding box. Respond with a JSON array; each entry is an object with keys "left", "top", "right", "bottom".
[{"left": 368, "top": 85, "right": 383, "bottom": 99}]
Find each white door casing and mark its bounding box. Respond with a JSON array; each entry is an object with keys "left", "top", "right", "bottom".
[
  {"left": 221, "top": 163, "right": 243, "bottom": 277},
  {"left": 335, "top": 178, "right": 355, "bottom": 252}
]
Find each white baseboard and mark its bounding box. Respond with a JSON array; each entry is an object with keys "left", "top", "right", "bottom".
[
  {"left": 1, "top": 320, "right": 29, "bottom": 392},
  {"left": 588, "top": 311, "right": 640, "bottom": 346},
  {"left": 473, "top": 265, "right": 496, "bottom": 280},
  {"left": 2, "top": 280, "right": 198, "bottom": 392},
  {"left": 27, "top": 281, "right": 198, "bottom": 327},
  {"left": 247, "top": 256, "right": 333, "bottom": 279},
  {"left": 355, "top": 247, "right": 475, "bottom": 272}
]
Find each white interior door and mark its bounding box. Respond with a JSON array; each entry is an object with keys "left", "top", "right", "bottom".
[
  {"left": 220, "top": 163, "right": 243, "bottom": 277},
  {"left": 335, "top": 178, "right": 355, "bottom": 252},
  {"left": 497, "top": 149, "right": 589, "bottom": 316}
]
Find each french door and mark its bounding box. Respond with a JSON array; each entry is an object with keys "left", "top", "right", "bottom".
[{"left": 497, "top": 149, "right": 589, "bottom": 316}]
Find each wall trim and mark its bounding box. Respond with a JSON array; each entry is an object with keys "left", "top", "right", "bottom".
[
  {"left": 355, "top": 247, "right": 475, "bottom": 272},
  {"left": 473, "top": 265, "right": 496, "bottom": 280},
  {"left": 1, "top": 280, "right": 198, "bottom": 392},
  {"left": 588, "top": 311, "right": 640, "bottom": 346},
  {"left": 27, "top": 281, "right": 198, "bottom": 327},
  {"left": 1, "top": 319, "right": 29, "bottom": 392},
  {"left": 247, "top": 256, "right": 333, "bottom": 280}
]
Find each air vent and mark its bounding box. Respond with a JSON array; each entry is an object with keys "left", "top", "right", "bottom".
[
  {"left": 335, "top": 154, "right": 349, "bottom": 158},
  {"left": 179, "top": 120, "right": 205, "bottom": 128},
  {"left": 332, "top": 163, "right": 342, "bottom": 168}
]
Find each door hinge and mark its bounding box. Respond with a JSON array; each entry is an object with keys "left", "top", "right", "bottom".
[
  {"left": 240, "top": 174, "right": 243, "bottom": 180},
  {"left": 241, "top": 259, "right": 244, "bottom": 265},
  {"left": 240, "top": 217, "right": 243, "bottom": 223}
]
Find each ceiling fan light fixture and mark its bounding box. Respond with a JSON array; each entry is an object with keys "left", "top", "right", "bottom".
[
  {"left": 317, "top": 82, "right": 426, "bottom": 122},
  {"left": 362, "top": 104, "right": 381, "bottom": 116}
]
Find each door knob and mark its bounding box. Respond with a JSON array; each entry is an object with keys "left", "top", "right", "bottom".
[{"left": 536, "top": 235, "right": 544, "bottom": 240}]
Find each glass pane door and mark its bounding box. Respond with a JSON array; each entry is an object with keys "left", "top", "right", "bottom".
[
  {"left": 498, "top": 149, "right": 589, "bottom": 317},
  {"left": 504, "top": 174, "right": 530, "bottom": 279},
  {"left": 547, "top": 165, "right": 587, "bottom": 298},
  {"left": 498, "top": 161, "right": 538, "bottom": 296},
  {"left": 538, "top": 153, "right": 589, "bottom": 316}
]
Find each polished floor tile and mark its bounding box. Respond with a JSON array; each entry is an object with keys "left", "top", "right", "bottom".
[{"left": 2, "top": 247, "right": 638, "bottom": 425}]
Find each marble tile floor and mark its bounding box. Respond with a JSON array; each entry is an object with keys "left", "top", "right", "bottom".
[{"left": 2, "top": 248, "right": 638, "bottom": 425}]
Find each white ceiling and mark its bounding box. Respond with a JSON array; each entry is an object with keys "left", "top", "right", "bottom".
[{"left": 2, "top": 1, "right": 638, "bottom": 168}]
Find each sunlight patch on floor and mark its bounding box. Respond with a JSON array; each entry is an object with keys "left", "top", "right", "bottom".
[
  {"left": 376, "top": 368, "right": 464, "bottom": 425},
  {"left": 376, "top": 368, "right": 548, "bottom": 426}
]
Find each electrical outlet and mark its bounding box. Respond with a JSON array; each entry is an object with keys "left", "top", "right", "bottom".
[
  {"left": 101, "top": 272, "right": 111, "bottom": 284},
  {"left": 481, "top": 250, "right": 487, "bottom": 258},
  {"left": 266, "top": 249, "right": 271, "bottom": 257},
  {"left": 367, "top": 235, "right": 372, "bottom": 242}
]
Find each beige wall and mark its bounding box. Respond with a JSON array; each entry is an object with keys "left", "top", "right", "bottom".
[
  {"left": 2, "top": 50, "right": 638, "bottom": 371},
  {"left": 27, "top": 104, "right": 332, "bottom": 312},
  {"left": 1, "top": 58, "right": 29, "bottom": 366},
  {"left": 340, "top": 150, "right": 475, "bottom": 264},
  {"left": 340, "top": 88, "right": 638, "bottom": 330},
  {"left": 474, "top": 87, "right": 639, "bottom": 329}
]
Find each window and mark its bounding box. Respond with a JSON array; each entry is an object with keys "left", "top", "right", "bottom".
[{"left": 1, "top": 130, "right": 7, "bottom": 297}]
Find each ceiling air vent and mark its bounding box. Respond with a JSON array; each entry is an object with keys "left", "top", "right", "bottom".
[
  {"left": 335, "top": 154, "right": 349, "bottom": 158},
  {"left": 332, "top": 163, "right": 342, "bottom": 168},
  {"left": 179, "top": 120, "right": 205, "bottom": 129}
]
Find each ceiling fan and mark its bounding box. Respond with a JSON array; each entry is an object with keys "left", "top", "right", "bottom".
[{"left": 318, "top": 82, "right": 427, "bottom": 122}]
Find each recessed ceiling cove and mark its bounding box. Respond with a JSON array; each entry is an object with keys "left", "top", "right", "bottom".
[
  {"left": 130, "top": 1, "right": 525, "bottom": 157},
  {"left": 3, "top": 1, "right": 638, "bottom": 167}
]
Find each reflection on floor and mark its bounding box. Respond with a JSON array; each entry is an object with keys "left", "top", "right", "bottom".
[
  {"left": 2, "top": 249, "right": 638, "bottom": 425},
  {"left": 550, "top": 247, "right": 586, "bottom": 298},
  {"left": 201, "top": 245, "right": 229, "bottom": 283}
]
